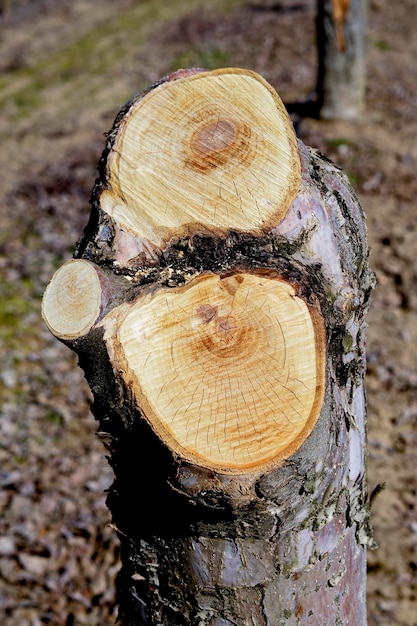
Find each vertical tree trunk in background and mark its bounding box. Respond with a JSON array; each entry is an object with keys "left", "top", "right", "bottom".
[
  {"left": 316, "top": 0, "right": 367, "bottom": 119},
  {"left": 42, "top": 68, "right": 375, "bottom": 624}
]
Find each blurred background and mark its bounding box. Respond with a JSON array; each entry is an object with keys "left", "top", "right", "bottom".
[{"left": 0, "top": 0, "right": 416, "bottom": 624}]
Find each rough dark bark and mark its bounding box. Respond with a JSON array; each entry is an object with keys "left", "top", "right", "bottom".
[{"left": 42, "top": 69, "right": 375, "bottom": 625}]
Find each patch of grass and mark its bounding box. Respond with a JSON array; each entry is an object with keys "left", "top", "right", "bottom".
[
  {"left": 0, "top": 279, "right": 34, "bottom": 330},
  {"left": 45, "top": 410, "right": 65, "bottom": 426},
  {"left": 0, "top": 278, "right": 40, "bottom": 352},
  {"left": 171, "top": 46, "right": 231, "bottom": 73},
  {"left": 374, "top": 39, "right": 391, "bottom": 51},
  {"left": 326, "top": 137, "right": 356, "bottom": 150},
  {"left": 348, "top": 173, "right": 360, "bottom": 186},
  {"left": 10, "top": 454, "right": 29, "bottom": 466},
  {"left": 0, "top": 0, "right": 245, "bottom": 118},
  {"left": 13, "top": 89, "right": 43, "bottom": 117}
]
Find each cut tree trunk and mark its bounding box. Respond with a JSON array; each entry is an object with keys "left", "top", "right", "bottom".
[{"left": 42, "top": 68, "right": 375, "bottom": 625}]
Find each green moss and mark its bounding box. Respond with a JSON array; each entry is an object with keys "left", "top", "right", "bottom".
[{"left": 342, "top": 333, "right": 354, "bottom": 352}]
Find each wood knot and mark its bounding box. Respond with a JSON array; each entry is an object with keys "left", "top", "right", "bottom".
[
  {"left": 215, "top": 315, "right": 238, "bottom": 344},
  {"left": 195, "top": 305, "right": 240, "bottom": 351},
  {"left": 196, "top": 304, "right": 218, "bottom": 323}
]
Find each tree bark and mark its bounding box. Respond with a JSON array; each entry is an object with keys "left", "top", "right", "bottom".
[
  {"left": 42, "top": 68, "right": 375, "bottom": 624},
  {"left": 316, "top": 0, "right": 367, "bottom": 120}
]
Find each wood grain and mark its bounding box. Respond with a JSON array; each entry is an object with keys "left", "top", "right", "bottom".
[{"left": 106, "top": 271, "right": 325, "bottom": 472}]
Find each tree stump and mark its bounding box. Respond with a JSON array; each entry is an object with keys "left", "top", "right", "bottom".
[{"left": 42, "top": 68, "right": 375, "bottom": 625}]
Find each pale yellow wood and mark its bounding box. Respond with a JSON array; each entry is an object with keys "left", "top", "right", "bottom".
[
  {"left": 100, "top": 68, "right": 301, "bottom": 247},
  {"left": 42, "top": 259, "right": 102, "bottom": 341},
  {"left": 109, "top": 271, "right": 325, "bottom": 472}
]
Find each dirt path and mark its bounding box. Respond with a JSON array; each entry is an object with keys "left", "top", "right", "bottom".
[{"left": 1, "top": 1, "right": 416, "bottom": 624}]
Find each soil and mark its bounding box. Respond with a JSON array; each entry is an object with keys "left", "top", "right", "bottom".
[{"left": 1, "top": 0, "right": 416, "bottom": 624}]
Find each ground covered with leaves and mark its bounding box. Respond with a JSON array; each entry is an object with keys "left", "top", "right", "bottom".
[{"left": 1, "top": 0, "right": 416, "bottom": 624}]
